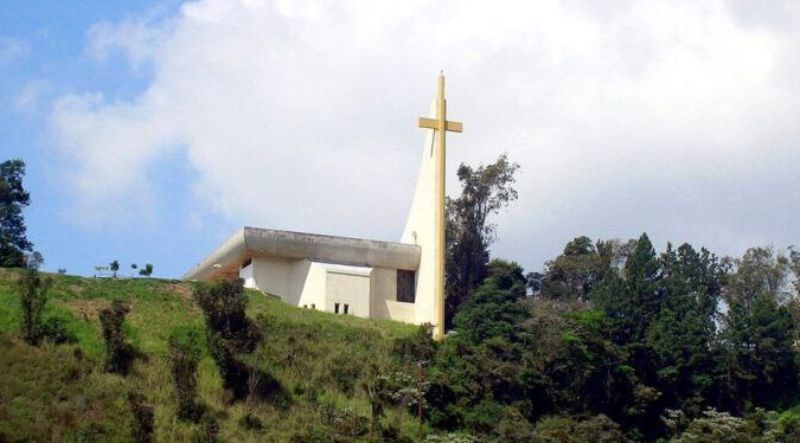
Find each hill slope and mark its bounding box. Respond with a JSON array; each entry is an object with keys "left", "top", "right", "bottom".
[{"left": 0, "top": 269, "right": 421, "bottom": 442}]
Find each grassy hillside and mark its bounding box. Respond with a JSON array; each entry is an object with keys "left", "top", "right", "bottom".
[{"left": 0, "top": 269, "right": 421, "bottom": 442}]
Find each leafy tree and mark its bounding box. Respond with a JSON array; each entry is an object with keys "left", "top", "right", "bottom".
[
  {"left": 109, "top": 260, "right": 120, "bottom": 278},
  {"left": 445, "top": 153, "right": 519, "bottom": 328},
  {"left": 0, "top": 159, "right": 32, "bottom": 267},
  {"left": 139, "top": 263, "right": 153, "bottom": 277},
  {"left": 540, "top": 236, "right": 607, "bottom": 301},
  {"left": 18, "top": 267, "right": 51, "bottom": 345}
]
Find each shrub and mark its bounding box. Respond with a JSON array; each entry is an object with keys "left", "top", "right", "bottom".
[
  {"left": 99, "top": 300, "right": 135, "bottom": 375},
  {"left": 168, "top": 328, "right": 205, "bottom": 421},
  {"left": 128, "top": 392, "right": 155, "bottom": 443},
  {"left": 19, "top": 268, "right": 51, "bottom": 345},
  {"left": 194, "top": 279, "right": 279, "bottom": 402},
  {"left": 42, "top": 315, "right": 77, "bottom": 344},
  {"left": 193, "top": 278, "right": 261, "bottom": 353}
]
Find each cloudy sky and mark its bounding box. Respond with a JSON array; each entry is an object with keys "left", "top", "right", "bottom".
[{"left": 1, "top": 0, "right": 798, "bottom": 277}]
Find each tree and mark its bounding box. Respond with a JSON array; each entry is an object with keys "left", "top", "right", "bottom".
[
  {"left": 721, "top": 247, "right": 798, "bottom": 412},
  {"left": 139, "top": 263, "right": 153, "bottom": 277},
  {"left": 445, "top": 153, "right": 519, "bottom": 328},
  {"left": 0, "top": 159, "right": 32, "bottom": 267},
  {"left": 19, "top": 267, "right": 51, "bottom": 345},
  {"left": 540, "top": 236, "right": 607, "bottom": 301},
  {"left": 110, "top": 260, "right": 120, "bottom": 278}
]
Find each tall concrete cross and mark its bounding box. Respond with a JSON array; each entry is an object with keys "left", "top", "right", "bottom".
[{"left": 418, "top": 74, "right": 462, "bottom": 340}]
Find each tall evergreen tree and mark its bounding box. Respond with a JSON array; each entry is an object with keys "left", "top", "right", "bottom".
[
  {"left": 0, "top": 159, "right": 32, "bottom": 267},
  {"left": 721, "top": 247, "right": 798, "bottom": 412}
]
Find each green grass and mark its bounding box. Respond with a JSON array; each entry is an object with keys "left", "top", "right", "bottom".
[{"left": 0, "top": 268, "right": 420, "bottom": 441}]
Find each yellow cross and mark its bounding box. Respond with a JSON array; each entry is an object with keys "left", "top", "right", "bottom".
[{"left": 418, "top": 74, "right": 462, "bottom": 340}]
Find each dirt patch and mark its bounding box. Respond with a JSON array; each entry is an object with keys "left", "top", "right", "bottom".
[
  {"left": 167, "top": 283, "right": 193, "bottom": 302},
  {"left": 66, "top": 284, "right": 85, "bottom": 295},
  {"left": 61, "top": 299, "right": 109, "bottom": 322}
]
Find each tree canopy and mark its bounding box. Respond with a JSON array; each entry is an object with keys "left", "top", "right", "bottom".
[{"left": 0, "top": 159, "right": 32, "bottom": 267}]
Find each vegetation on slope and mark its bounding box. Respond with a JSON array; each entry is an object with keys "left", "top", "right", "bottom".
[{"left": 0, "top": 269, "right": 421, "bottom": 441}]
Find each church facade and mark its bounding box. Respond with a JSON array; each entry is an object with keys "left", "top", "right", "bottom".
[{"left": 183, "top": 80, "right": 451, "bottom": 329}]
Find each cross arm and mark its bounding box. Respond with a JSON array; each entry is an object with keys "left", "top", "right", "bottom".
[{"left": 418, "top": 117, "right": 463, "bottom": 133}]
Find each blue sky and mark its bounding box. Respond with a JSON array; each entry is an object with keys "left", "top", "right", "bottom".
[{"left": 1, "top": 1, "right": 799, "bottom": 278}]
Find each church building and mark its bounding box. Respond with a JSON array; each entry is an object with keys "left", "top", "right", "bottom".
[{"left": 184, "top": 76, "right": 460, "bottom": 339}]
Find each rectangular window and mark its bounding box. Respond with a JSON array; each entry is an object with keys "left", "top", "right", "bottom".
[
  {"left": 343, "top": 304, "right": 349, "bottom": 315},
  {"left": 396, "top": 270, "right": 416, "bottom": 303},
  {"left": 334, "top": 303, "right": 340, "bottom": 314}
]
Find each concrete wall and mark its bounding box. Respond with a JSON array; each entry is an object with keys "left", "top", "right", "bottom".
[
  {"left": 400, "top": 98, "right": 439, "bottom": 328},
  {"left": 369, "top": 268, "right": 416, "bottom": 323},
  {"left": 240, "top": 261, "right": 255, "bottom": 288},
  {"left": 325, "top": 268, "right": 371, "bottom": 317},
  {"left": 296, "top": 261, "right": 326, "bottom": 310}
]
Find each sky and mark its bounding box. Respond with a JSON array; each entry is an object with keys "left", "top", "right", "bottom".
[{"left": 1, "top": 0, "right": 799, "bottom": 278}]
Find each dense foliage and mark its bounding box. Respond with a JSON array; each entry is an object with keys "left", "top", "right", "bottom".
[
  {"left": 99, "top": 300, "right": 136, "bottom": 375},
  {"left": 422, "top": 234, "right": 800, "bottom": 441},
  {"left": 445, "top": 153, "right": 519, "bottom": 328},
  {"left": 0, "top": 159, "right": 32, "bottom": 268}
]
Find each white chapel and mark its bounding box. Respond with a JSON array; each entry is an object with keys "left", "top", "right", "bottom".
[{"left": 184, "top": 76, "right": 461, "bottom": 339}]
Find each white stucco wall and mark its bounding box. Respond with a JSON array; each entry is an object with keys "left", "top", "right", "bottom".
[
  {"left": 240, "top": 261, "right": 255, "bottom": 288},
  {"left": 325, "top": 268, "right": 371, "bottom": 317},
  {"left": 400, "top": 99, "right": 439, "bottom": 328},
  {"left": 296, "top": 261, "right": 326, "bottom": 310},
  {"left": 369, "top": 268, "right": 416, "bottom": 323}
]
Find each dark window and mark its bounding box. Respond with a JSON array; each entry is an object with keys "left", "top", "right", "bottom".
[
  {"left": 334, "top": 303, "right": 340, "bottom": 314},
  {"left": 343, "top": 304, "right": 349, "bottom": 315},
  {"left": 397, "top": 270, "right": 416, "bottom": 303}
]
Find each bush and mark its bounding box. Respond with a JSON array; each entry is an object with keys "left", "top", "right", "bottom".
[
  {"left": 128, "top": 392, "right": 155, "bottom": 443},
  {"left": 99, "top": 300, "right": 135, "bottom": 375},
  {"left": 19, "top": 268, "right": 51, "bottom": 345},
  {"left": 42, "top": 315, "right": 77, "bottom": 344},
  {"left": 168, "top": 328, "right": 205, "bottom": 421},
  {"left": 194, "top": 279, "right": 279, "bottom": 402},
  {"left": 193, "top": 278, "right": 261, "bottom": 353}
]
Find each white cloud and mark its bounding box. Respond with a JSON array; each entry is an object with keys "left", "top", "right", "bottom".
[{"left": 51, "top": 0, "right": 800, "bottom": 268}]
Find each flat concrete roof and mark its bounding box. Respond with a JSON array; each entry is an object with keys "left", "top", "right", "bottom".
[{"left": 183, "top": 227, "right": 421, "bottom": 281}]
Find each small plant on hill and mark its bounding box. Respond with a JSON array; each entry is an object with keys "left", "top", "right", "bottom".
[
  {"left": 99, "top": 300, "right": 135, "bottom": 375},
  {"left": 168, "top": 328, "right": 205, "bottom": 422},
  {"left": 19, "top": 267, "right": 51, "bottom": 345},
  {"left": 110, "top": 260, "right": 119, "bottom": 278},
  {"left": 128, "top": 391, "right": 155, "bottom": 443}
]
